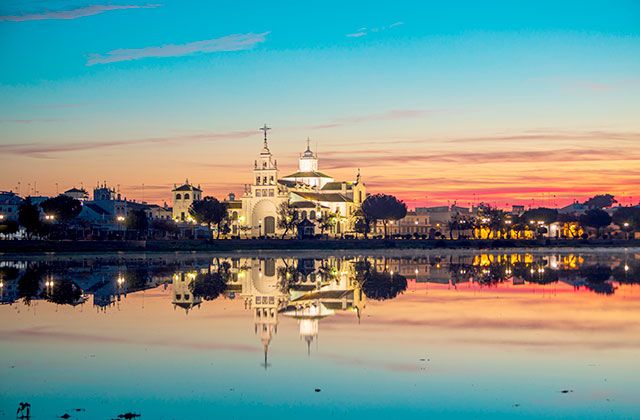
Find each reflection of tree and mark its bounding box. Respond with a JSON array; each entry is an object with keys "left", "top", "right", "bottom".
[
  {"left": 46, "top": 280, "right": 83, "bottom": 305},
  {"left": 18, "top": 266, "right": 44, "bottom": 305},
  {"left": 360, "top": 269, "right": 407, "bottom": 301},
  {"left": 580, "top": 264, "right": 615, "bottom": 295},
  {"left": 190, "top": 262, "right": 230, "bottom": 301}
]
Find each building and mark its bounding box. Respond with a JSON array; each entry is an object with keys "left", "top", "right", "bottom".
[
  {"left": 227, "top": 126, "right": 366, "bottom": 237},
  {"left": 63, "top": 187, "right": 89, "bottom": 201},
  {"left": 0, "top": 191, "right": 23, "bottom": 221},
  {"left": 171, "top": 180, "right": 202, "bottom": 221}
]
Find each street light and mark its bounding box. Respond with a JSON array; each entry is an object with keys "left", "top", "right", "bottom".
[{"left": 116, "top": 215, "right": 125, "bottom": 222}]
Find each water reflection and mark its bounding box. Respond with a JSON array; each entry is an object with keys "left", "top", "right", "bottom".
[{"left": 1, "top": 252, "right": 639, "bottom": 360}]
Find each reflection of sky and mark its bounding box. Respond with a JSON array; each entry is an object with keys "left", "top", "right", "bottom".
[{"left": 2, "top": 275, "right": 640, "bottom": 418}]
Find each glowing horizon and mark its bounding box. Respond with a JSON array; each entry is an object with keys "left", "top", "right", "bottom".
[{"left": 1, "top": 1, "right": 639, "bottom": 209}]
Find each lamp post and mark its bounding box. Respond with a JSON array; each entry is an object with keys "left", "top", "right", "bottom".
[{"left": 623, "top": 222, "right": 630, "bottom": 240}]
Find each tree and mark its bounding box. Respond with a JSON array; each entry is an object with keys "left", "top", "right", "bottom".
[
  {"left": 583, "top": 194, "right": 617, "bottom": 209},
  {"left": 317, "top": 211, "right": 337, "bottom": 236},
  {"left": 18, "top": 199, "right": 42, "bottom": 239},
  {"left": 126, "top": 209, "right": 150, "bottom": 239},
  {"left": 580, "top": 209, "right": 612, "bottom": 238},
  {"left": 361, "top": 194, "right": 407, "bottom": 238},
  {"left": 277, "top": 201, "right": 299, "bottom": 239},
  {"left": 190, "top": 196, "right": 228, "bottom": 239},
  {"left": 612, "top": 207, "right": 640, "bottom": 235},
  {"left": 40, "top": 195, "right": 82, "bottom": 224},
  {"left": 151, "top": 219, "right": 179, "bottom": 239},
  {"left": 0, "top": 220, "right": 19, "bottom": 236}
]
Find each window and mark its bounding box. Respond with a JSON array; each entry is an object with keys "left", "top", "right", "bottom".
[
  {"left": 256, "top": 296, "right": 261, "bottom": 304},
  {"left": 232, "top": 211, "right": 238, "bottom": 220},
  {"left": 268, "top": 189, "right": 274, "bottom": 197},
  {"left": 256, "top": 190, "right": 262, "bottom": 197},
  {"left": 310, "top": 210, "right": 316, "bottom": 220},
  {"left": 176, "top": 294, "right": 182, "bottom": 300},
  {"left": 302, "top": 211, "right": 307, "bottom": 219},
  {"left": 184, "top": 294, "right": 190, "bottom": 300},
  {"left": 263, "top": 176, "right": 267, "bottom": 184},
  {"left": 184, "top": 193, "right": 190, "bottom": 200},
  {"left": 270, "top": 176, "right": 274, "bottom": 184},
  {"left": 256, "top": 177, "right": 260, "bottom": 185},
  {"left": 176, "top": 193, "right": 182, "bottom": 200}
]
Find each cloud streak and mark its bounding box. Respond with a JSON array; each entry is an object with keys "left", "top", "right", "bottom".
[
  {"left": 0, "top": 4, "right": 160, "bottom": 22},
  {"left": 306, "top": 109, "right": 431, "bottom": 129},
  {"left": 0, "top": 129, "right": 257, "bottom": 158},
  {"left": 87, "top": 32, "right": 270, "bottom": 65},
  {"left": 346, "top": 21, "right": 403, "bottom": 37}
]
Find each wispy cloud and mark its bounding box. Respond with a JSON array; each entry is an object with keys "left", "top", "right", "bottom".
[
  {"left": 307, "top": 109, "right": 431, "bottom": 129},
  {"left": 346, "top": 21, "right": 403, "bottom": 38},
  {"left": 0, "top": 129, "right": 257, "bottom": 158},
  {"left": 0, "top": 4, "right": 160, "bottom": 22},
  {"left": 87, "top": 32, "right": 270, "bottom": 65}
]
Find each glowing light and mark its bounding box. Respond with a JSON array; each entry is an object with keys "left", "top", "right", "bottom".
[
  {"left": 624, "top": 264, "right": 630, "bottom": 272},
  {"left": 116, "top": 215, "right": 125, "bottom": 222}
]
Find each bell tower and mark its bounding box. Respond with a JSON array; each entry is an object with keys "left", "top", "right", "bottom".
[{"left": 252, "top": 124, "right": 278, "bottom": 198}]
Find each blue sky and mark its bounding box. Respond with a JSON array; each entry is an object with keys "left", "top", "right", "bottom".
[{"left": 1, "top": 0, "right": 639, "bottom": 206}]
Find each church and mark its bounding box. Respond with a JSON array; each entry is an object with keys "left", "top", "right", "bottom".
[{"left": 225, "top": 125, "right": 367, "bottom": 237}]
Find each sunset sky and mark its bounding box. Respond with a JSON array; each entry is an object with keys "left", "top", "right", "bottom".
[{"left": 1, "top": 0, "right": 639, "bottom": 208}]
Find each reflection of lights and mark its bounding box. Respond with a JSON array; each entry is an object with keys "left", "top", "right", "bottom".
[
  {"left": 116, "top": 215, "right": 125, "bottom": 222},
  {"left": 505, "top": 269, "right": 512, "bottom": 275},
  {"left": 551, "top": 261, "right": 558, "bottom": 269},
  {"left": 0, "top": 214, "right": 4, "bottom": 221},
  {"left": 0, "top": 281, "right": 3, "bottom": 288},
  {"left": 624, "top": 264, "right": 630, "bottom": 272},
  {"left": 538, "top": 268, "right": 544, "bottom": 274},
  {"left": 530, "top": 268, "right": 535, "bottom": 274},
  {"left": 390, "top": 271, "right": 394, "bottom": 276},
  {"left": 415, "top": 269, "right": 419, "bottom": 274},
  {"left": 623, "top": 222, "right": 629, "bottom": 228},
  {"left": 45, "top": 214, "right": 55, "bottom": 221},
  {"left": 117, "top": 275, "right": 125, "bottom": 286}
]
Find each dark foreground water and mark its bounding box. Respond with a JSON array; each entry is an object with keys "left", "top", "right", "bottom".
[{"left": 1, "top": 249, "right": 639, "bottom": 419}]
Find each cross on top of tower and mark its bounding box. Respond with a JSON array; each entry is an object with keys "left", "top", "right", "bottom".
[{"left": 259, "top": 123, "right": 271, "bottom": 153}]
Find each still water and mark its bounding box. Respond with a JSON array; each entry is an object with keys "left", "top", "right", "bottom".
[{"left": 1, "top": 250, "right": 639, "bottom": 419}]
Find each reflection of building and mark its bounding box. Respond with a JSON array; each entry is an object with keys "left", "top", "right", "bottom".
[
  {"left": 172, "top": 271, "right": 202, "bottom": 314},
  {"left": 236, "top": 258, "right": 288, "bottom": 368}
]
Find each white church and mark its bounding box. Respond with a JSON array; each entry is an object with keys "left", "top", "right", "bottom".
[{"left": 172, "top": 125, "right": 366, "bottom": 237}]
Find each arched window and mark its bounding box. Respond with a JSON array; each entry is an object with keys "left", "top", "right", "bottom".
[
  {"left": 176, "top": 193, "right": 182, "bottom": 200},
  {"left": 302, "top": 210, "right": 307, "bottom": 219},
  {"left": 270, "top": 176, "right": 274, "bottom": 184},
  {"left": 263, "top": 176, "right": 267, "bottom": 184},
  {"left": 184, "top": 193, "right": 190, "bottom": 200},
  {"left": 232, "top": 211, "right": 238, "bottom": 220},
  {"left": 256, "top": 177, "right": 260, "bottom": 185},
  {"left": 310, "top": 210, "right": 316, "bottom": 220}
]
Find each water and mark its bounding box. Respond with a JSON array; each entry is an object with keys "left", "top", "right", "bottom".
[{"left": 1, "top": 250, "right": 639, "bottom": 419}]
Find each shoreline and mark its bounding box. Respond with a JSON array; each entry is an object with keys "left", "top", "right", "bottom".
[{"left": 0, "top": 238, "right": 638, "bottom": 255}]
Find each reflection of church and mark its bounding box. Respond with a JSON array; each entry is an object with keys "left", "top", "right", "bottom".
[
  {"left": 223, "top": 257, "right": 365, "bottom": 363},
  {"left": 227, "top": 126, "right": 366, "bottom": 237}
]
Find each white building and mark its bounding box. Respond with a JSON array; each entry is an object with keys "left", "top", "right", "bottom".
[
  {"left": 228, "top": 126, "right": 366, "bottom": 237},
  {"left": 171, "top": 180, "right": 202, "bottom": 221}
]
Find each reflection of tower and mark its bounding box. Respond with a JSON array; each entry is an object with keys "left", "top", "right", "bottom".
[
  {"left": 239, "top": 258, "right": 287, "bottom": 368},
  {"left": 172, "top": 272, "right": 202, "bottom": 314}
]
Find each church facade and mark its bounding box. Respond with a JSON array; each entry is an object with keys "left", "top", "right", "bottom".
[{"left": 226, "top": 125, "right": 366, "bottom": 237}]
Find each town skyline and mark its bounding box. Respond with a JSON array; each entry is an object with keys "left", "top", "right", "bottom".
[{"left": 2, "top": 0, "right": 640, "bottom": 208}]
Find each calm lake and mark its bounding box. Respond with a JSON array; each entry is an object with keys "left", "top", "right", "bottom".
[{"left": 1, "top": 249, "right": 639, "bottom": 419}]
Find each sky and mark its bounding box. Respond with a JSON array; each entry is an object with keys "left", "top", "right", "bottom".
[{"left": 1, "top": 0, "right": 639, "bottom": 208}]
